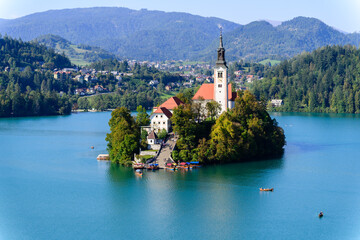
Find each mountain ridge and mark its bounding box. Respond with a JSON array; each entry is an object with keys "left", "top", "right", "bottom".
[{"left": 0, "top": 7, "right": 359, "bottom": 61}]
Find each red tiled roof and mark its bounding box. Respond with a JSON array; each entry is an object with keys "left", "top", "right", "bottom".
[
  {"left": 192, "top": 83, "right": 237, "bottom": 101},
  {"left": 192, "top": 84, "right": 214, "bottom": 100},
  {"left": 158, "top": 97, "right": 184, "bottom": 110},
  {"left": 154, "top": 107, "right": 173, "bottom": 118}
]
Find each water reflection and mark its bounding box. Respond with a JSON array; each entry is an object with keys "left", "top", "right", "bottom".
[
  {"left": 106, "top": 158, "right": 284, "bottom": 186},
  {"left": 105, "top": 157, "right": 284, "bottom": 239},
  {"left": 272, "top": 111, "right": 360, "bottom": 119}
]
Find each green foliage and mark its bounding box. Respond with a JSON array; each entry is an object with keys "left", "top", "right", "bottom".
[
  {"left": 76, "top": 59, "right": 187, "bottom": 111},
  {"left": 140, "top": 130, "right": 149, "bottom": 150},
  {"left": 106, "top": 107, "right": 140, "bottom": 166},
  {"left": 0, "top": 35, "right": 72, "bottom": 70},
  {"left": 207, "top": 91, "right": 285, "bottom": 163},
  {"left": 252, "top": 45, "right": 360, "bottom": 113},
  {"left": 171, "top": 104, "right": 197, "bottom": 150},
  {"left": 158, "top": 129, "right": 168, "bottom": 140},
  {"left": 175, "top": 88, "right": 194, "bottom": 104},
  {"left": 136, "top": 105, "right": 150, "bottom": 126},
  {"left": 0, "top": 36, "right": 74, "bottom": 117},
  {"left": 171, "top": 91, "right": 285, "bottom": 163},
  {"left": 89, "top": 59, "right": 129, "bottom": 72},
  {"left": 205, "top": 101, "right": 221, "bottom": 120},
  {"left": 34, "top": 34, "right": 116, "bottom": 66}
]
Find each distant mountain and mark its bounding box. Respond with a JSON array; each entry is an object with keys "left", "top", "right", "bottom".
[
  {"left": 33, "top": 34, "right": 116, "bottom": 66},
  {"left": 0, "top": 8, "right": 359, "bottom": 61},
  {"left": 0, "top": 7, "right": 238, "bottom": 61},
  {"left": 211, "top": 17, "right": 360, "bottom": 61},
  {"left": 264, "top": 19, "right": 282, "bottom": 27}
]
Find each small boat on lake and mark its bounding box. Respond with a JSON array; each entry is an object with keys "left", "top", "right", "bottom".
[
  {"left": 97, "top": 154, "right": 109, "bottom": 160},
  {"left": 165, "top": 163, "right": 176, "bottom": 171},
  {"left": 135, "top": 169, "right": 143, "bottom": 176},
  {"left": 259, "top": 188, "right": 274, "bottom": 192},
  {"left": 147, "top": 163, "right": 159, "bottom": 170},
  {"left": 189, "top": 161, "right": 201, "bottom": 168},
  {"left": 178, "top": 162, "right": 189, "bottom": 170},
  {"left": 319, "top": 212, "right": 324, "bottom": 218},
  {"left": 133, "top": 163, "right": 145, "bottom": 169}
]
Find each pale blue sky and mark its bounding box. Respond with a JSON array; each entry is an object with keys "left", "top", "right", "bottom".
[{"left": 0, "top": 0, "right": 359, "bottom": 33}]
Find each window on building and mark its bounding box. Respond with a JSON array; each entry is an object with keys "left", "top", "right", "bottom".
[
  {"left": 158, "top": 122, "right": 160, "bottom": 124},
  {"left": 218, "top": 84, "right": 222, "bottom": 88},
  {"left": 160, "top": 115, "right": 163, "bottom": 118},
  {"left": 163, "top": 122, "right": 165, "bottom": 124},
  {"left": 218, "top": 72, "right": 223, "bottom": 78},
  {"left": 156, "top": 115, "right": 158, "bottom": 118}
]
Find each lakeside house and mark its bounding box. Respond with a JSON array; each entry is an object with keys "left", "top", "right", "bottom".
[
  {"left": 143, "top": 97, "right": 184, "bottom": 144},
  {"left": 271, "top": 99, "right": 284, "bottom": 107},
  {"left": 150, "top": 107, "right": 173, "bottom": 133}
]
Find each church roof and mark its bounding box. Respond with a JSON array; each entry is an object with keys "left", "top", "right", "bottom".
[
  {"left": 157, "top": 96, "right": 184, "bottom": 110},
  {"left": 153, "top": 107, "right": 173, "bottom": 118},
  {"left": 192, "top": 83, "right": 237, "bottom": 101}
]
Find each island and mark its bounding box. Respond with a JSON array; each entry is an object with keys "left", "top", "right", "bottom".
[{"left": 106, "top": 34, "right": 285, "bottom": 166}]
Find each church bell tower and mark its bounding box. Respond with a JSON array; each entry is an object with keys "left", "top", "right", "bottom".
[{"left": 214, "top": 29, "right": 228, "bottom": 113}]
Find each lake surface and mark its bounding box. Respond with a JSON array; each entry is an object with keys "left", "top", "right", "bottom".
[{"left": 1, "top": 112, "right": 360, "bottom": 239}]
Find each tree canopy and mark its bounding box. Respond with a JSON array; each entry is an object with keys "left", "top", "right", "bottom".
[
  {"left": 252, "top": 45, "right": 360, "bottom": 113},
  {"left": 171, "top": 90, "right": 285, "bottom": 163},
  {"left": 106, "top": 107, "right": 140, "bottom": 166},
  {"left": 0, "top": 36, "right": 73, "bottom": 117}
]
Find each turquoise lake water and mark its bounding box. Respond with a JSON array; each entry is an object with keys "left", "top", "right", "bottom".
[{"left": 1, "top": 112, "right": 360, "bottom": 239}]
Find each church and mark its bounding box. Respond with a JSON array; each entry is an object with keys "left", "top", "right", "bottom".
[
  {"left": 192, "top": 33, "right": 237, "bottom": 113},
  {"left": 147, "top": 32, "right": 236, "bottom": 136}
]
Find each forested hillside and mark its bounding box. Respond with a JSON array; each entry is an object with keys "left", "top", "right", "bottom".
[
  {"left": 0, "top": 36, "right": 73, "bottom": 117},
  {"left": 0, "top": 8, "right": 359, "bottom": 61},
  {"left": 206, "top": 17, "right": 360, "bottom": 61},
  {"left": 0, "top": 7, "right": 238, "bottom": 61},
  {"left": 34, "top": 34, "right": 116, "bottom": 65},
  {"left": 252, "top": 45, "right": 360, "bottom": 113}
]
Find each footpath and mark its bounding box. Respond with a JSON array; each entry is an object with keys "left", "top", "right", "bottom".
[{"left": 156, "top": 133, "right": 177, "bottom": 168}]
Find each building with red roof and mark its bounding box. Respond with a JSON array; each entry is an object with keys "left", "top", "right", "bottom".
[
  {"left": 152, "top": 96, "right": 184, "bottom": 113},
  {"left": 150, "top": 107, "right": 173, "bottom": 133}
]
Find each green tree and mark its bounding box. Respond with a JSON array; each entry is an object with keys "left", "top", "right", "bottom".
[
  {"left": 207, "top": 91, "right": 285, "bottom": 163},
  {"left": 158, "top": 129, "right": 168, "bottom": 140},
  {"left": 135, "top": 105, "right": 150, "bottom": 126},
  {"left": 205, "top": 100, "right": 221, "bottom": 120},
  {"left": 105, "top": 107, "right": 140, "bottom": 165}
]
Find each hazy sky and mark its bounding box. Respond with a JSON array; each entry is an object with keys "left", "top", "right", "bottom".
[{"left": 0, "top": 0, "right": 359, "bottom": 33}]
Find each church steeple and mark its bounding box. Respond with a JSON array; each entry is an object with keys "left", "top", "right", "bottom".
[{"left": 216, "top": 28, "right": 227, "bottom": 67}]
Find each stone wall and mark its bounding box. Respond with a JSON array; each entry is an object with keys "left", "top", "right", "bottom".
[{"left": 148, "top": 144, "right": 161, "bottom": 150}]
